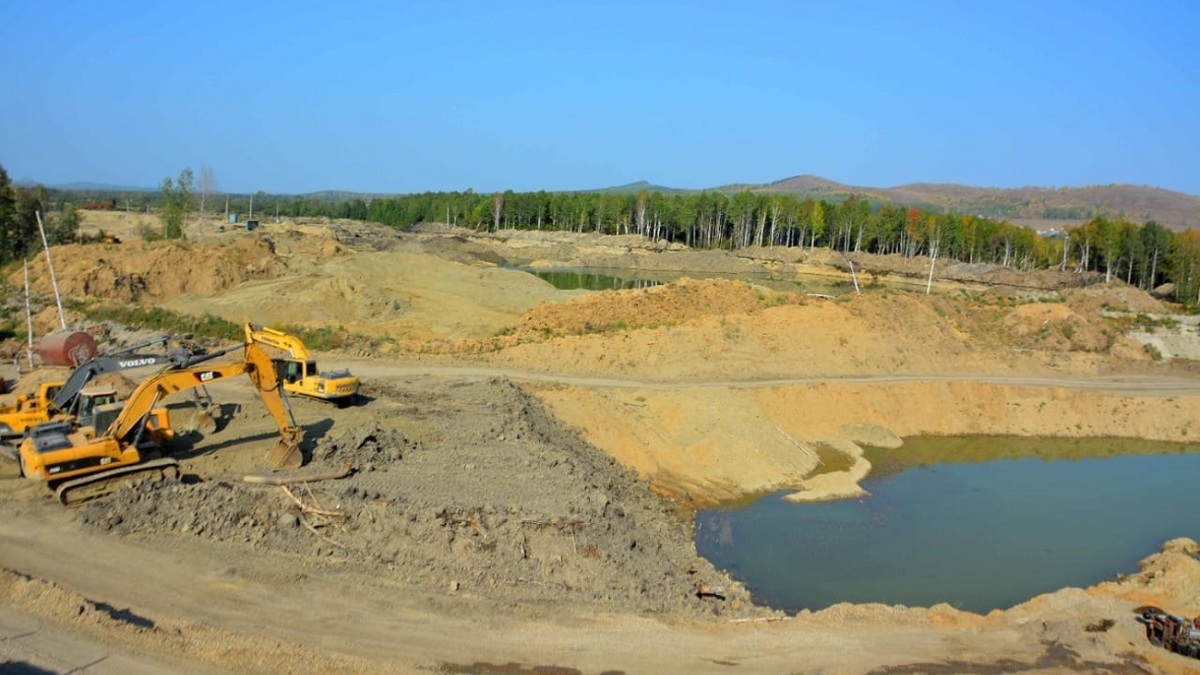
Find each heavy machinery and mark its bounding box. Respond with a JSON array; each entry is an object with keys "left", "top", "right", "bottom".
[
  {"left": 0, "top": 336, "right": 190, "bottom": 439},
  {"left": 1137, "top": 606, "right": 1200, "bottom": 660},
  {"left": 244, "top": 323, "right": 360, "bottom": 405},
  {"left": 18, "top": 342, "right": 303, "bottom": 505},
  {"left": 0, "top": 382, "right": 65, "bottom": 439}
]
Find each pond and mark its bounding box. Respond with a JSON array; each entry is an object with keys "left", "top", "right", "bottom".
[
  {"left": 515, "top": 267, "right": 858, "bottom": 295},
  {"left": 695, "top": 436, "right": 1200, "bottom": 614}
]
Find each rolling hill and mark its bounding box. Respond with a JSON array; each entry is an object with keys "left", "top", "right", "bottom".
[{"left": 595, "top": 175, "right": 1200, "bottom": 231}]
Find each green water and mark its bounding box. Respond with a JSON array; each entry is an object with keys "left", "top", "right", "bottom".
[
  {"left": 525, "top": 268, "right": 662, "bottom": 291},
  {"left": 695, "top": 437, "right": 1200, "bottom": 614},
  {"left": 518, "top": 267, "right": 857, "bottom": 294}
]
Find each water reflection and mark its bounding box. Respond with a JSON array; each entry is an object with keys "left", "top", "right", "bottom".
[{"left": 517, "top": 267, "right": 857, "bottom": 295}]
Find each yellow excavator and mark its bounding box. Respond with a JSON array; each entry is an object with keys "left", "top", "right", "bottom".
[
  {"left": 0, "top": 336, "right": 190, "bottom": 439},
  {"left": 18, "top": 342, "right": 303, "bottom": 505},
  {"left": 244, "top": 323, "right": 360, "bottom": 405}
]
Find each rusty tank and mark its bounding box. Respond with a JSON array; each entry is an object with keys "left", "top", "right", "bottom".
[{"left": 37, "top": 331, "right": 98, "bottom": 367}]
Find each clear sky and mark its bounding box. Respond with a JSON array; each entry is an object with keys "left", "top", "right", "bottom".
[{"left": 2, "top": 0, "right": 1198, "bottom": 195}]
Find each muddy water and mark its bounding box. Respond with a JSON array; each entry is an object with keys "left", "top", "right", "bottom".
[
  {"left": 518, "top": 267, "right": 856, "bottom": 294},
  {"left": 696, "top": 437, "right": 1200, "bottom": 614}
]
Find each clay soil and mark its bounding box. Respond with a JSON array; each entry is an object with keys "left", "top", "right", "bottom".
[{"left": 2, "top": 212, "right": 1200, "bottom": 674}]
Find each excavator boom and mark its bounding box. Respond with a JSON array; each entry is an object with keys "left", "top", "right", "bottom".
[
  {"left": 51, "top": 335, "right": 189, "bottom": 415},
  {"left": 1, "top": 335, "right": 188, "bottom": 438},
  {"left": 244, "top": 324, "right": 311, "bottom": 359},
  {"left": 107, "top": 343, "right": 301, "bottom": 467},
  {"left": 19, "top": 342, "right": 304, "bottom": 504}
]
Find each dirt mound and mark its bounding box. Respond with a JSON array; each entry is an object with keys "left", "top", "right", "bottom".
[
  {"left": 1000, "top": 302, "right": 1114, "bottom": 352},
  {"left": 15, "top": 238, "right": 281, "bottom": 304},
  {"left": 510, "top": 278, "right": 783, "bottom": 337},
  {"left": 78, "top": 379, "right": 766, "bottom": 618},
  {"left": 989, "top": 287, "right": 1167, "bottom": 355},
  {"left": 1066, "top": 284, "right": 1170, "bottom": 315}
]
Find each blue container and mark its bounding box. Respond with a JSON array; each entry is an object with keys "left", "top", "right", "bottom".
[{"left": 229, "top": 214, "right": 238, "bottom": 223}]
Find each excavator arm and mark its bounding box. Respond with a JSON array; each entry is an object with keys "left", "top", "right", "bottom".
[
  {"left": 19, "top": 341, "right": 304, "bottom": 504},
  {"left": 241, "top": 342, "right": 303, "bottom": 468},
  {"left": 1, "top": 336, "right": 189, "bottom": 438},
  {"left": 107, "top": 343, "right": 302, "bottom": 468},
  {"left": 244, "top": 324, "right": 312, "bottom": 360},
  {"left": 51, "top": 336, "right": 190, "bottom": 416}
]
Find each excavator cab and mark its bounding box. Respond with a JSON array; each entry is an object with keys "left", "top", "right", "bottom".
[
  {"left": 75, "top": 385, "right": 118, "bottom": 430},
  {"left": 273, "top": 358, "right": 305, "bottom": 384}
]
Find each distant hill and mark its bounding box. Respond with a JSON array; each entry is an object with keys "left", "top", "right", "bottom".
[
  {"left": 300, "top": 190, "right": 397, "bottom": 202},
  {"left": 882, "top": 182, "right": 1200, "bottom": 231},
  {"left": 586, "top": 181, "right": 695, "bottom": 196},
  {"left": 585, "top": 175, "right": 1198, "bottom": 230},
  {"left": 751, "top": 175, "right": 1200, "bottom": 231}
]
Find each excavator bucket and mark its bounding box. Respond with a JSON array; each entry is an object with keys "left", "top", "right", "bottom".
[
  {"left": 267, "top": 427, "right": 303, "bottom": 470},
  {"left": 194, "top": 408, "right": 218, "bottom": 435}
]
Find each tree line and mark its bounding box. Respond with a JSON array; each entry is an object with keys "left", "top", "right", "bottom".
[
  {"left": 343, "top": 188, "right": 1200, "bottom": 306},
  {"left": 0, "top": 165, "right": 79, "bottom": 266},
  {"left": 4, "top": 164, "right": 1199, "bottom": 307}
]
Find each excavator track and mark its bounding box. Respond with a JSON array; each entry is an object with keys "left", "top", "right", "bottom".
[{"left": 54, "top": 458, "right": 180, "bottom": 506}]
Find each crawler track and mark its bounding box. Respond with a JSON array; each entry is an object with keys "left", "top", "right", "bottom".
[{"left": 54, "top": 458, "right": 181, "bottom": 506}]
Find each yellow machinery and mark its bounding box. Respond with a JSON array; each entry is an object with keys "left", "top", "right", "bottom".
[
  {"left": 19, "top": 342, "right": 303, "bottom": 505},
  {"left": 0, "top": 382, "right": 64, "bottom": 438},
  {"left": 0, "top": 336, "right": 189, "bottom": 439},
  {"left": 244, "top": 323, "right": 360, "bottom": 405}
]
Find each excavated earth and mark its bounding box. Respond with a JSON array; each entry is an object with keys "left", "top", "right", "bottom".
[
  {"left": 1, "top": 212, "right": 1199, "bottom": 674},
  {"left": 73, "top": 379, "right": 761, "bottom": 618}
]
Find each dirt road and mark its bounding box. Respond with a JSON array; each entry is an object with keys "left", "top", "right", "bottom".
[{"left": 0, "top": 502, "right": 1164, "bottom": 675}]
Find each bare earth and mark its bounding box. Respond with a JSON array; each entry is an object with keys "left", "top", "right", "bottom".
[{"left": 2, "top": 212, "right": 1199, "bottom": 674}]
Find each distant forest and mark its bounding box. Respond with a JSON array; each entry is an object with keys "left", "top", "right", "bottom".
[
  {"left": 297, "top": 189, "right": 1199, "bottom": 305},
  {"left": 7, "top": 174, "right": 1200, "bottom": 308}
]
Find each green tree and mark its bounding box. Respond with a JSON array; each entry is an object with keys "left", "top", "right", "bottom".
[
  {"left": 12, "top": 185, "right": 49, "bottom": 259},
  {"left": 807, "top": 200, "right": 826, "bottom": 249},
  {"left": 1139, "top": 221, "right": 1173, "bottom": 290},
  {"left": 0, "top": 165, "right": 18, "bottom": 264},
  {"left": 160, "top": 167, "right": 194, "bottom": 239},
  {"left": 51, "top": 203, "right": 80, "bottom": 244},
  {"left": 1170, "top": 230, "right": 1200, "bottom": 306}
]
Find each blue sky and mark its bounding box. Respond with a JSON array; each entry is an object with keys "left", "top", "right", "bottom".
[{"left": 1, "top": 0, "right": 1197, "bottom": 195}]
